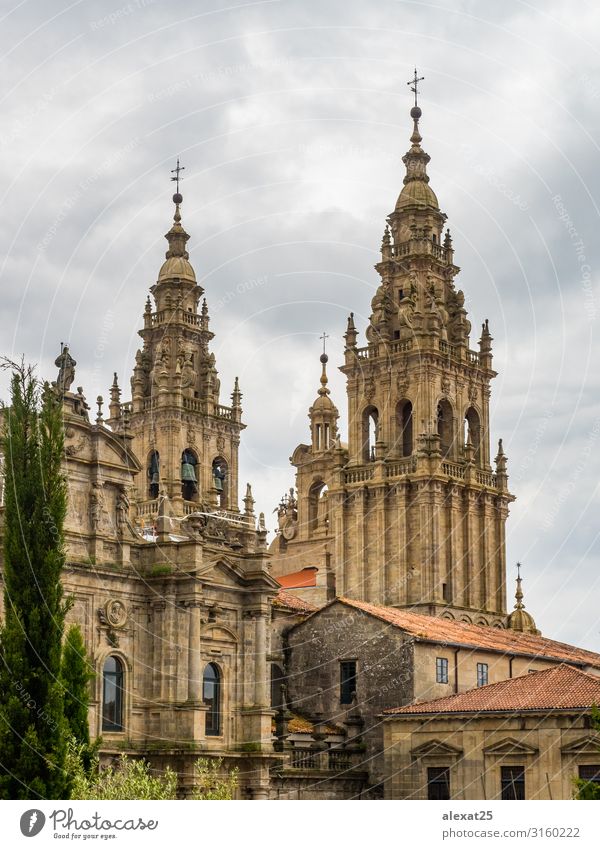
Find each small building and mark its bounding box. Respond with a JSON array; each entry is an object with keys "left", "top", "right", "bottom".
[
  {"left": 382, "top": 664, "right": 600, "bottom": 800},
  {"left": 284, "top": 598, "right": 600, "bottom": 793}
]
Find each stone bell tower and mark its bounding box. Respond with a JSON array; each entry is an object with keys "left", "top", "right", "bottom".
[
  {"left": 271, "top": 84, "right": 515, "bottom": 625},
  {"left": 108, "top": 175, "right": 243, "bottom": 523}
]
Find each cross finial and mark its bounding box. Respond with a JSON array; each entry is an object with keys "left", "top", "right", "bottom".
[
  {"left": 407, "top": 67, "right": 425, "bottom": 107},
  {"left": 320, "top": 331, "right": 329, "bottom": 355},
  {"left": 170, "top": 157, "right": 185, "bottom": 193}
]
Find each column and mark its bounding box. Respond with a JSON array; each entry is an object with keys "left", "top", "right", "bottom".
[
  {"left": 187, "top": 602, "right": 202, "bottom": 701},
  {"left": 254, "top": 612, "right": 267, "bottom": 707}
]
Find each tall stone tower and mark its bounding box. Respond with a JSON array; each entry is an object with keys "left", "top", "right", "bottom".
[
  {"left": 270, "top": 96, "right": 515, "bottom": 626},
  {"left": 108, "top": 184, "right": 244, "bottom": 524}
]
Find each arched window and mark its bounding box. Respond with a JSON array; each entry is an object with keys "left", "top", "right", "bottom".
[
  {"left": 203, "top": 663, "right": 221, "bottom": 736},
  {"left": 362, "top": 406, "right": 379, "bottom": 462},
  {"left": 181, "top": 448, "right": 198, "bottom": 501},
  {"left": 102, "top": 656, "right": 124, "bottom": 732},
  {"left": 396, "top": 400, "right": 413, "bottom": 457},
  {"left": 308, "top": 481, "right": 329, "bottom": 532},
  {"left": 212, "top": 457, "right": 228, "bottom": 509},
  {"left": 271, "top": 664, "right": 285, "bottom": 710},
  {"left": 464, "top": 407, "right": 482, "bottom": 464},
  {"left": 147, "top": 450, "right": 160, "bottom": 499},
  {"left": 437, "top": 400, "right": 454, "bottom": 458}
]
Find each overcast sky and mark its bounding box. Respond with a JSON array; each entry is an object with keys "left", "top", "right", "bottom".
[{"left": 1, "top": 0, "right": 599, "bottom": 648}]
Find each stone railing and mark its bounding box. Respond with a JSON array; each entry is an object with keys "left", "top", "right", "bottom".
[
  {"left": 137, "top": 499, "right": 159, "bottom": 517},
  {"left": 149, "top": 309, "right": 202, "bottom": 328},
  {"left": 476, "top": 470, "right": 497, "bottom": 487},
  {"left": 441, "top": 461, "right": 466, "bottom": 480},
  {"left": 390, "top": 238, "right": 451, "bottom": 263},
  {"left": 284, "top": 745, "right": 359, "bottom": 774},
  {"left": 216, "top": 404, "right": 233, "bottom": 420},
  {"left": 385, "top": 457, "right": 417, "bottom": 477},
  {"left": 344, "top": 465, "right": 375, "bottom": 484}
]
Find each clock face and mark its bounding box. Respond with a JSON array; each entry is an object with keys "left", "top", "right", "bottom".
[{"left": 282, "top": 520, "right": 297, "bottom": 541}]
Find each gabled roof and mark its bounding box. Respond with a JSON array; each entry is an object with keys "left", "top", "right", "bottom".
[
  {"left": 384, "top": 664, "right": 600, "bottom": 716},
  {"left": 273, "top": 589, "right": 317, "bottom": 614},
  {"left": 276, "top": 567, "right": 318, "bottom": 589},
  {"left": 335, "top": 598, "right": 600, "bottom": 669}
]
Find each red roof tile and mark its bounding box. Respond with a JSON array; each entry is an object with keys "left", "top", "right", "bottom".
[
  {"left": 277, "top": 567, "right": 318, "bottom": 589},
  {"left": 337, "top": 598, "right": 600, "bottom": 669},
  {"left": 384, "top": 664, "right": 600, "bottom": 715},
  {"left": 273, "top": 589, "right": 317, "bottom": 614}
]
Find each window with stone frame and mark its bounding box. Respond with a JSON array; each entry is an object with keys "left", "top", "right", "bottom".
[
  {"left": 476, "top": 662, "right": 488, "bottom": 687},
  {"left": 339, "top": 660, "right": 357, "bottom": 705},
  {"left": 500, "top": 765, "right": 525, "bottom": 800},
  {"left": 436, "top": 656, "right": 449, "bottom": 684},
  {"left": 427, "top": 766, "right": 450, "bottom": 800},
  {"left": 578, "top": 765, "right": 600, "bottom": 784},
  {"left": 102, "top": 656, "right": 124, "bottom": 732}
]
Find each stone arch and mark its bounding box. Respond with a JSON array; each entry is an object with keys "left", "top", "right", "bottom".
[
  {"left": 181, "top": 447, "right": 199, "bottom": 502},
  {"left": 464, "top": 406, "right": 482, "bottom": 464},
  {"left": 396, "top": 399, "right": 413, "bottom": 457},
  {"left": 362, "top": 405, "right": 379, "bottom": 462},
  {"left": 212, "top": 456, "right": 229, "bottom": 508},
  {"left": 147, "top": 449, "right": 160, "bottom": 499},
  {"left": 308, "top": 479, "right": 329, "bottom": 532},
  {"left": 437, "top": 399, "right": 455, "bottom": 458}
]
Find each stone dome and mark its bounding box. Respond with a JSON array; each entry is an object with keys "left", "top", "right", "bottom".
[
  {"left": 158, "top": 256, "right": 196, "bottom": 283},
  {"left": 396, "top": 180, "right": 439, "bottom": 211}
]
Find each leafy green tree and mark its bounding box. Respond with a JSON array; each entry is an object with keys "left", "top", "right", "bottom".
[
  {"left": 574, "top": 705, "right": 600, "bottom": 799},
  {"left": 61, "top": 624, "right": 95, "bottom": 771},
  {"left": 0, "top": 362, "right": 70, "bottom": 799},
  {"left": 66, "top": 738, "right": 237, "bottom": 800}
]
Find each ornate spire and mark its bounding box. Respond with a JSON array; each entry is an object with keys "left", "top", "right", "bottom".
[
  {"left": 318, "top": 332, "right": 330, "bottom": 397},
  {"left": 507, "top": 563, "right": 540, "bottom": 635},
  {"left": 108, "top": 372, "right": 122, "bottom": 421},
  {"left": 395, "top": 71, "right": 439, "bottom": 212},
  {"left": 157, "top": 160, "right": 196, "bottom": 283},
  {"left": 344, "top": 312, "right": 357, "bottom": 350}
]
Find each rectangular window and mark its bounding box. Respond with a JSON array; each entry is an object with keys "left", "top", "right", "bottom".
[
  {"left": 501, "top": 766, "right": 525, "bottom": 800},
  {"left": 436, "top": 657, "right": 449, "bottom": 684},
  {"left": 477, "top": 662, "right": 488, "bottom": 687},
  {"left": 427, "top": 766, "right": 450, "bottom": 800},
  {"left": 578, "top": 765, "right": 600, "bottom": 784},
  {"left": 340, "top": 660, "right": 357, "bottom": 705}
]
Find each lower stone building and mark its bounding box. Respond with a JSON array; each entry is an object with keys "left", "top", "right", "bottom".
[
  {"left": 382, "top": 664, "right": 600, "bottom": 800},
  {"left": 282, "top": 597, "right": 600, "bottom": 795}
]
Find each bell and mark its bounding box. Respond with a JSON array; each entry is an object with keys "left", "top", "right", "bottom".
[
  {"left": 214, "top": 474, "right": 223, "bottom": 493},
  {"left": 150, "top": 472, "right": 159, "bottom": 485},
  {"left": 181, "top": 463, "right": 197, "bottom": 483}
]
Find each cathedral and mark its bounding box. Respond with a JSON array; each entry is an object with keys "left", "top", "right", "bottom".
[{"left": 1, "top": 83, "right": 600, "bottom": 801}]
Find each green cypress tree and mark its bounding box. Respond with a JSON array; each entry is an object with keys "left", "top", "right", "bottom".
[
  {"left": 0, "top": 362, "right": 70, "bottom": 799},
  {"left": 61, "top": 624, "right": 95, "bottom": 773}
]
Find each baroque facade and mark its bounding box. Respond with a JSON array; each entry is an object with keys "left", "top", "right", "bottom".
[
  {"left": 270, "top": 100, "right": 513, "bottom": 624},
  {"left": 1, "top": 88, "right": 598, "bottom": 801}
]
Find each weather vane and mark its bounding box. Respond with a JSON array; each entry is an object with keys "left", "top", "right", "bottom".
[
  {"left": 320, "top": 331, "right": 329, "bottom": 355},
  {"left": 516, "top": 561, "right": 522, "bottom": 579},
  {"left": 170, "top": 157, "right": 185, "bottom": 194},
  {"left": 407, "top": 68, "right": 425, "bottom": 107}
]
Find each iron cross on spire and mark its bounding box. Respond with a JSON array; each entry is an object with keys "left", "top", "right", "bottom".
[
  {"left": 320, "top": 331, "right": 329, "bottom": 355},
  {"left": 170, "top": 157, "right": 185, "bottom": 193},
  {"left": 407, "top": 68, "right": 425, "bottom": 107}
]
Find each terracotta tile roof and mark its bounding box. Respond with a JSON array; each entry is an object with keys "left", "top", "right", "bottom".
[
  {"left": 338, "top": 598, "right": 600, "bottom": 669},
  {"left": 273, "top": 589, "right": 317, "bottom": 614},
  {"left": 384, "top": 664, "right": 600, "bottom": 715},
  {"left": 277, "top": 567, "right": 318, "bottom": 589}
]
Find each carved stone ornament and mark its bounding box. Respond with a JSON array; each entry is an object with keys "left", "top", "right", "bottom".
[{"left": 102, "top": 599, "right": 128, "bottom": 629}]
